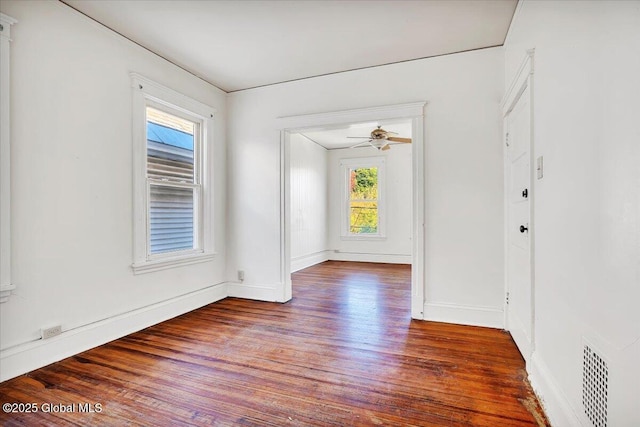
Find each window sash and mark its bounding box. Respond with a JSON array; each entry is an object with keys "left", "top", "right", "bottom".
[
  {"left": 145, "top": 101, "right": 202, "bottom": 181},
  {"left": 340, "top": 157, "right": 385, "bottom": 238},
  {"left": 144, "top": 104, "right": 203, "bottom": 258},
  {"left": 349, "top": 202, "right": 379, "bottom": 234},
  {"left": 147, "top": 180, "right": 202, "bottom": 257}
]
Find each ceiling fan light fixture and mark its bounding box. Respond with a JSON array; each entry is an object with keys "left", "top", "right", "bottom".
[{"left": 371, "top": 140, "right": 385, "bottom": 149}]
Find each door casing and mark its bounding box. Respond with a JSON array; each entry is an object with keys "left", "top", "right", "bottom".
[
  {"left": 277, "top": 102, "right": 426, "bottom": 319},
  {"left": 502, "top": 50, "right": 536, "bottom": 364}
]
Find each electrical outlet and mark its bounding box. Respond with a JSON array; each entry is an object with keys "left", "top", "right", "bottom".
[
  {"left": 41, "top": 325, "right": 62, "bottom": 340},
  {"left": 237, "top": 270, "right": 244, "bottom": 281}
]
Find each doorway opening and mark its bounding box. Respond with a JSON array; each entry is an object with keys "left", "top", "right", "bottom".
[{"left": 277, "top": 103, "right": 426, "bottom": 319}]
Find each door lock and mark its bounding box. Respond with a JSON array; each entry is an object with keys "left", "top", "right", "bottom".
[
  {"left": 522, "top": 188, "right": 528, "bottom": 198},
  {"left": 520, "top": 225, "right": 529, "bottom": 233}
]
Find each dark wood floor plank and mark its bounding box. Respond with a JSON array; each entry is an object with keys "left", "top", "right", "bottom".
[{"left": 0, "top": 261, "right": 548, "bottom": 426}]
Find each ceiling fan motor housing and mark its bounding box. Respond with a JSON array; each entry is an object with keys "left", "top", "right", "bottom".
[
  {"left": 371, "top": 128, "right": 388, "bottom": 139},
  {"left": 347, "top": 126, "right": 409, "bottom": 150}
]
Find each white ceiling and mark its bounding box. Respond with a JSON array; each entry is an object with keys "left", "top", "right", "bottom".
[
  {"left": 300, "top": 120, "right": 412, "bottom": 150},
  {"left": 63, "top": 0, "right": 518, "bottom": 93}
]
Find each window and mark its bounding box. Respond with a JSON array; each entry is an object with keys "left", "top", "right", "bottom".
[
  {"left": 131, "top": 74, "right": 215, "bottom": 274},
  {"left": 1, "top": 13, "right": 17, "bottom": 303},
  {"left": 341, "top": 157, "right": 385, "bottom": 238},
  {"left": 146, "top": 106, "right": 199, "bottom": 254},
  {"left": 349, "top": 166, "right": 379, "bottom": 234}
]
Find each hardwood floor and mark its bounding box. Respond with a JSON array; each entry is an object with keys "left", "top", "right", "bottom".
[{"left": 0, "top": 261, "right": 549, "bottom": 426}]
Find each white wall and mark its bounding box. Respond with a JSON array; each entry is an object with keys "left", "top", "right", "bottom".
[
  {"left": 228, "top": 47, "right": 505, "bottom": 325},
  {"left": 327, "top": 145, "right": 412, "bottom": 264},
  {"left": 505, "top": 1, "right": 640, "bottom": 425},
  {"left": 290, "top": 134, "right": 329, "bottom": 271},
  {"left": 0, "top": 1, "right": 227, "bottom": 380}
]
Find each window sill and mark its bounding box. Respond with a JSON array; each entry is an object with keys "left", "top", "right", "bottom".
[
  {"left": 132, "top": 252, "right": 216, "bottom": 275},
  {"left": 340, "top": 235, "right": 387, "bottom": 241}
]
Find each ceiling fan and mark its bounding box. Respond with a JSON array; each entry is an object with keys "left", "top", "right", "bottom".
[{"left": 347, "top": 126, "right": 412, "bottom": 151}]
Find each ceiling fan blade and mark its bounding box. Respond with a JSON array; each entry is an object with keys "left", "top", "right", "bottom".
[
  {"left": 347, "top": 136, "right": 372, "bottom": 139},
  {"left": 387, "top": 137, "right": 412, "bottom": 143},
  {"left": 349, "top": 140, "right": 372, "bottom": 149},
  {"left": 381, "top": 144, "right": 391, "bottom": 151}
]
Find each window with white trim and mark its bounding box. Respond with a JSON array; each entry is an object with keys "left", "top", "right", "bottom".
[
  {"left": 341, "top": 157, "right": 386, "bottom": 238},
  {"left": 131, "top": 74, "right": 215, "bottom": 274},
  {"left": 0, "top": 14, "right": 17, "bottom": 303}
]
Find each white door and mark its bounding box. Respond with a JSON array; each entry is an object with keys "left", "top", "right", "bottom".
[{"left": 505, "top": 87, "right": 533, "bottom": 364}]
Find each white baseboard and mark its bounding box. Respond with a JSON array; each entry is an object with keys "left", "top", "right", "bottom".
[
  {"left": 423, "top": 301, "right": 504, "bottom": 329},
  {"left": 226, "top": 282, "right": 285, "bottom": 302},
  {"left": 329, "top": 252, "right": 411, "bottom": 264},
  {"left": 291, "top": 250, "right": 331, "bottom": 272},
  {"left": 0, "top": 282, "right": 227, "bottom": 382},
  {"left": 529, "top": 351, "right": 582, "bottom": 427}
]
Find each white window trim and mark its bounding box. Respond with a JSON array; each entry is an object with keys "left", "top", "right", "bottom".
[
  {"left": 0, "top": 14, "right": 17, "bottom": 303},
  {"left": 130, "top": 73, "right": 216, "bottom": 274},
  {"left": 340, "top": 156, "right": 386, "bottom": 240}
]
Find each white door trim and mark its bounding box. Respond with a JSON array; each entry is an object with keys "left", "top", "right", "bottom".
[
  {"left": 277, "top": 102, "right": 427, "bottom": 319},
  {"left": 502, "top": 50, "right": 534, "bottom": 113},
  {"left": 502, "top": 50, "right": 536, "bottom": 361}
]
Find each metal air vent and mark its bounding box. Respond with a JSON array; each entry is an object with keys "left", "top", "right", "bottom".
[{"left": 583, "top": 344, "right": 608, "bottom": 427}]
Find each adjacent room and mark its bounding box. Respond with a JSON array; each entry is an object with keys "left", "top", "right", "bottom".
[
  {"left": 289, "top": 121, "right": 413, "bottom": 267},
  {"left": 1, "top": 1, "right": 638, "bottom": 426}
]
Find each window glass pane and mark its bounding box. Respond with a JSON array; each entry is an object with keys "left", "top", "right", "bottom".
[
  {"left": 349, "top": 166, "right": 379, "bottom": 234},
  {"left": 149, "top": 184, "right": 194, "bottom": 254},
  {"left": 350, "top": 202, "right": 378, "bottom": 234},
  {"left": 146, "top": 107, "right": 195, "bottom": 183},
  {"left": 350, "top": 167, "right": 378, "bottom": 200}
]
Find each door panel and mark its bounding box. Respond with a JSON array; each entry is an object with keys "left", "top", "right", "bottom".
[{"left": 505, "top": 87, "right": 533, "bottom": 364}]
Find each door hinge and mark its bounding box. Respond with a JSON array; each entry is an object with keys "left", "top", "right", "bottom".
[
  {"left": 505, "top": 132, "right": 510, "bottom": 147},
  {"left": 506, "top": 292, "right": 510, "bottom": 305}
]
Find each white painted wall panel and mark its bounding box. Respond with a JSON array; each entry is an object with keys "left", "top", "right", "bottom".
[
  {"left": 505, "top": 1, "right": 640, "bottom": 425},
  {"left": 289, "top": 134, "right": 328, "bottom": 269},
  {"left": 0, "top": 1, "right": 226, "bottom": 373},
  {"left": 228, "top": 47, "right": 504, "bottom": 317}
]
